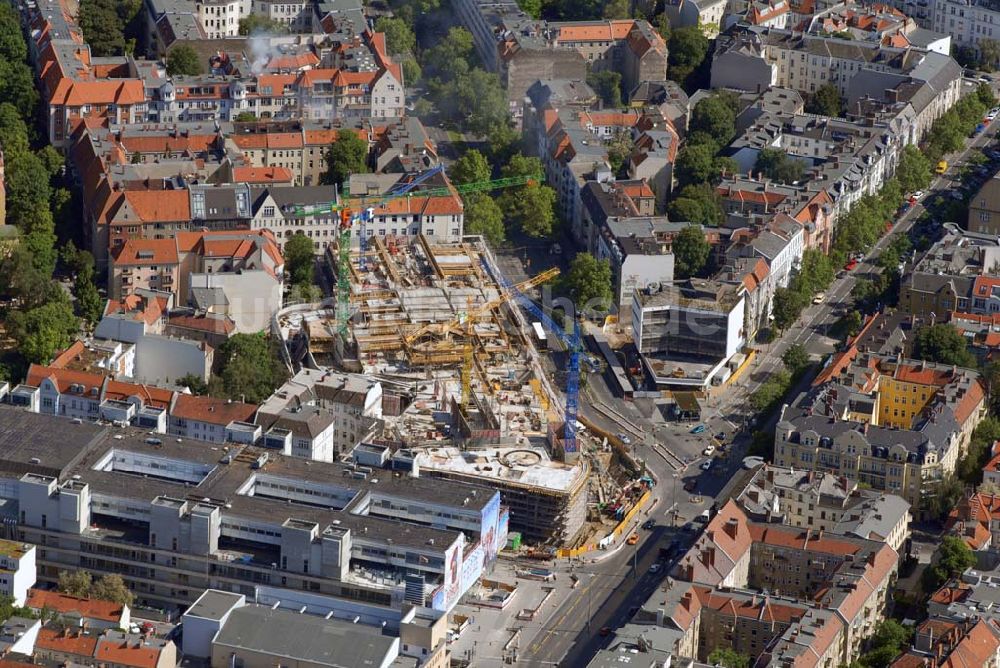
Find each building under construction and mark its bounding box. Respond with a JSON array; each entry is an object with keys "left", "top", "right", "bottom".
[
  {"left": 273, "top": 235, "right": 627, "bottom": 547},
  {"left": 401, "top": 443, "right": 589, "bottom": 546}
]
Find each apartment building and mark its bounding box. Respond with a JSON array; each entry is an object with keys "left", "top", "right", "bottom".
[
  {"left": 775, "top": 352, "right": 986, "bottom": 511},
  {"left": 592, "top": 217, "right": 678, "bottom": 315},
  {"left": 649, "top": 500, "right": 899, "bottom": 666},
  {"left": 0, "top": 407, "right": 506, "bottom": 616},
  {"left": 26, "top": 590, "right": 130, "bottom": 631},
  {"left": 0, "top": 542, "right": 36, "bottom": 607},
  {"left": 249, "top": 176, "right": 465, "bottom": 252},
  {"left": 928, "top": 0, "right": 1000, "bottom": 64},
  {"left": 632, "top": 278, "right": 747, "bottom": 389},
  {"left": 256, "top": 368, "right": 383, "bottom": 461},
  {"left": 898, "top": 226, "right": 1000, "bottom": 317},
  {"left": 109, "top": 230, "right": 284, "bottom": 332},
  {"left": 712, "top": 27, "right": 962, "bottom": 144},
  {"left": 735, "top": 464, "right": 912, "bottom": 554}
]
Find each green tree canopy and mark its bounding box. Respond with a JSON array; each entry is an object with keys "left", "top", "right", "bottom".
[
  {"left": 563, "top": 253, "right": 612, "bottom": 306},
  {"left": 922, "top": 533, "right": 976, "bottom": 590},
  {"left": 283, "top": 233, "right": 316, "bottom": 287},
  {"left": 913, "top": 324, "right": 976, "bottom": 368},
  {"left": 805, "top": 83, "right": 843, "bottom": 117},
  {"left": 675, "top": 143, "right": 720, "bottom": 188},
  {"left": 689, "top": 95, "right": 737, "bottom": 145},
  {"left": 667, "top": 26, "right": 709, "bottom": 85},
  {"left": 0, "top": 4, "right": 27, "bottom": 62},
  {"left": 895, "top": 144, "right": 933, "bottom": 193},
  {"left": 78, "top": 0, "right": 125, "bottom": 56},
  {"left": 755, "top": 148, "right": 804, "bottom": 184},
  {"left": 166, "top": 45, "right": 203, "bottom": 76},
  {"left": 462, "top": 193, "right": 505, "bottom": 246},
  {"left": 782, "top": 344, "right": 810, "bottom": 373},
  {"left": 672, "top": 225, "right": 710, "bottom": 279},
  {"left": 322, "top": 130, "right": 369, "bottom": 187},
  {"left": 450, "top": 150, "right": 492, "bottom": 185},
  {"left": 586, "top": 70, "right": 622, "bottom": 108},
  {"left": 74, "top": 261, "right": 104, "bottom": 326},
  {"left": 58, "top": 571, "right": 134, "bottom": 606},
  {"left": 7, "top": 297, "right": 78, "bottom": 364},
  {"left": 238, "top": 14, "right": 288, "bottom": 35},
  {"left": 217, "top": 333, "right": 288, "bottom": 404},
  {"left": 374, "top": 17, "right": 416, "bottom": 56},
  {"left": 668, "top": 184, "right": 723, "bottom": 226},
  {"left": 706, "top": 648, "right": 749, "bottom": 668}
]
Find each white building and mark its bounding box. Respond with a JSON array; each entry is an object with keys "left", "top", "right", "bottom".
[
  {"left": 167, "top": 395, "right": 258, "bottom": 444},
  {"left": 0, "top": 542, "right": 35, "bottom": 607},
  {"left": 257, "top": 368, "right": 383, "bottom": 459}
]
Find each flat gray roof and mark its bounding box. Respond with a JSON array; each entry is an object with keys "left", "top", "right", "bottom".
[
  {"left": 213, "top": 606, "right": 397, "bottom": 667},
  {"left": 184, "top": 590, "right": 244, "bottom": 620},
  {"left": 0, "top": 407, "right": 106, "bottom": 478}
]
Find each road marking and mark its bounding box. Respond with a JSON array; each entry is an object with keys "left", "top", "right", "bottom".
[{"left": 529, "top": 574, "right": 602, "bottom": 656}]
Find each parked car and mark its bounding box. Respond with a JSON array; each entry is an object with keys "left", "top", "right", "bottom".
[
  {"left": 684, "top": 479, "right": 697, "bottom": 492},
  {"left": 617, "top": 433, "right": 632, "bottom": 445},
  {"left": 627, "top": 533, "right": 639, "bottom": 545},
  {"left": 812, "top": 293, "right": 826, "bottom": 305},
  {"left": 702, "top": 445, "right": 716, "bottom": 456},
  {"left": 689, "top": 424, "right": 706, "bottom": 434},
  {"left": 844, "top": 258, "right": 858, "bottom": 271},
  {"left": 700, "top": 459, "right": 713, "bottom": 471},
  {"left": 714, "top": 432, "right": 727, "bottom": 442},
  {"left": 642, "top": 519, "right": 656, "bottom": 530},
  {"left": 649, "top": 563, "right": 662, "bottom": 574}
]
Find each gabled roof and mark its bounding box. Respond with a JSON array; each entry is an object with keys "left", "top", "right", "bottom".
[
  {"left": 112, "top": 238, "right": 179, "bottom": 266},
  {"left": 27, "top": 589, "right": 126, "bottom": 623},
  {"left": 170, "top": 393, "right": 257, "bottom": 425}
]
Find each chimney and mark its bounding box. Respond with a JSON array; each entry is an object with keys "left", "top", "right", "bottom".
[{"left": 724, "top": 518, "right": 740, "bottom": 540}]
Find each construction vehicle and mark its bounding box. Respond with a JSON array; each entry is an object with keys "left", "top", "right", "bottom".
[{"left": 292, "top": 167, "right": 542, "bottom": 338}]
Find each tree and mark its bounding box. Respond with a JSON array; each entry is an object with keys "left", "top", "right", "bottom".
[
  {"left": 38, "top": 146, "right": 64, "bottom": 179},
  {"left": 7, "top": 298, "right": 78, "bottom": 364},
  {"left": 707, "top": 648, "right": 749, "bottom": 668},
  {"left": 668, "top": 26, "right": 709, "bottom": 85},
  {"left": 782, "top": 344, "right": 810, "bottom": 374},
  {"left": 58, "top": 571, "right": 93, "bottom": 598},
  {"left": 78, "top": 0, "right": 125, "bottom": 56},
  {"left": 178, "top": 373, "right": 208, "bottom": 395},
  {"left": 424, "top": 27, "right": 476, "bottom": 80},
  {"left": 981, "top": 38, "right": 1000, "bottom": 71},
  {"left": 958, "top": 416, "right": 1000, "bottom": 483},
  {"left": 283, "top": 233, "right": 315, "bottom": 287},
  {"left": 563, "top": 253, "right": 612, "bottom": 307},
  {"left": 922, "top": 534, "right": 976, "bottom": 590},
  {"left": 750, "top": 369, "right": 792, "bottom": 412},
  {"left": 772, "top": 286, "right": 807, "bottom": 331},
  {"left": 922, "top": 476, "right": 966, "bottom": 526},
  {"left": 74, "top": 262, "right": 104, "bottom": 326},
  {"left": 587, "top": 70, "right": 622, "bottom": 108},
  {"left": 453, "top": 69, "right": 509, "bottom": 136},
  {"left": 322, "top": 130, "right": 369, "bottom": 187},
  {"left": 654, "top": 13, "right": 670, "bottom": 41},
  {"left": 234, "top": 112, "right": 258, "bottom": 122},
  {"left": 895, "top": 144, "right": 932, "bottom": 194},
  {"left": 0, "top": 60, "right": 39, "bottom": 120},
  {"left": 675, "top": 143, "right": 720, "bottom": 189},
  {"left": 672, "top": 225, "right": 710, "bottom": 279},
  {"left": 217, "top": 333, "right": 288, "bottom": 403},
  {"left": 5, "top": 152, "right": 51, "bottom": 229},
  {"left": 374, "top": 17, "right": 416, "bottom": 56},
  {"left": 689, "top": 95, "right": 737, "bottom": 145},
  {"left": 913, "top": 324, "right": 976, "bottom": 368},
  {"left": 0, "top": 5, "right": 27, "bottom": 62},
  {"left": 517, "top": 0, "right": 542, "bottom": 18},
  {"left": 605, "top": 129, "right": 633, "bottom": 174},
  {"left": 166, "top": 45, "right": 202, "bottom": 76},
  {"left": 463, "top": 194, "right": 505, "bottom": 246},
  {"left": 668, "top": 184, "right": 723, "bottom": 226},
  {"left": 755, "top": 148, "right": 804, "bottom": 184},
  {"left": 450, "top": 149, "right": 492, "bottom": 185},
  {"left": 602, "top": 0, "right": 629, "bottom": 18},
  {"left": 90, "top": 574, "right": 134, "bottom": 606},
  {"left": 238, "top": 14, "right": 288, "bottom": 35},
  {"left": 805, "top": 83, "right": 843, "bottom": 117},
  {"left": 507, "top": 184, "right": 556, "bottom": 237}
]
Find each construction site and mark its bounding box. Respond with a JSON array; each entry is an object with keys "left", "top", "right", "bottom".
[{"left": 272, "top": 233, "right": 651, "bottom": 549}]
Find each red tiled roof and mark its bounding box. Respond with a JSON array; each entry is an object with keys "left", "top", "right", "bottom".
[
  {"left": 27, "top": 589, "right": 126, "bottom": 623},
  {"left": 112, "top": 238, "right": 179, "bottom": 266},
  {"left": 95, "top": 638, "right": 164, "bottom": 668},
  {"left": 166, "top": 313, "right": 235, "bottom": 335},
  {"left": 556, "top": 20, "right": 635, "bottom": 42},
  {"left": 170, "top": 393, "right": 256, "bottom": 425},
  {"left": 27, "top": 365, "right": 104, "bottom": 395},
  {"left": 36, "top": 627, "right": 99, "bottom": 657},
  {"left": 231, "top": 166, "right": 294, "bottom": 183}
]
